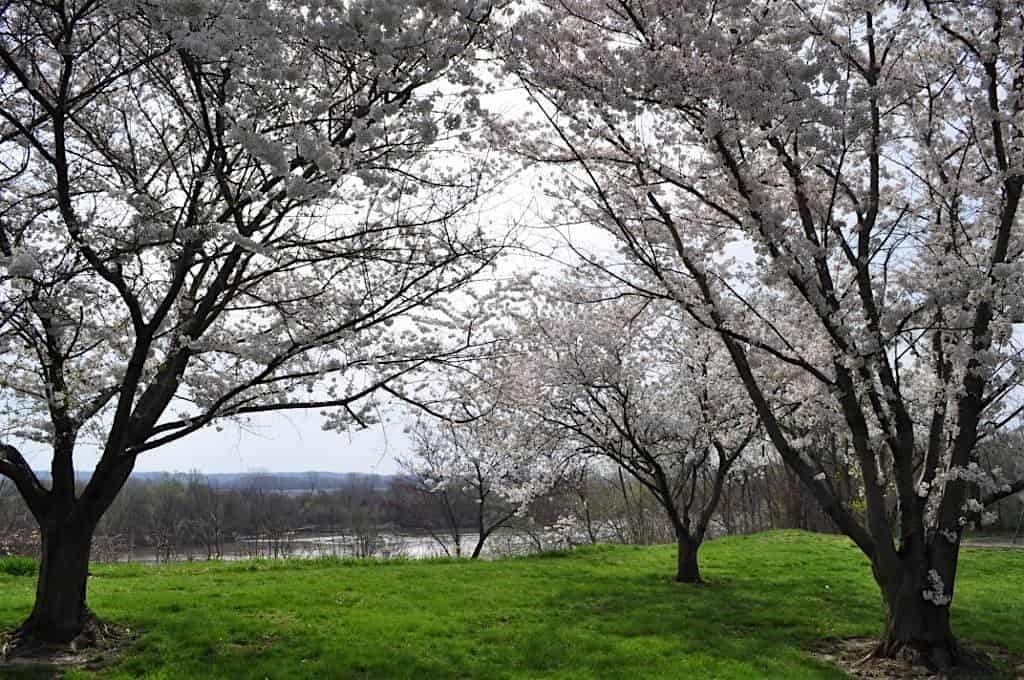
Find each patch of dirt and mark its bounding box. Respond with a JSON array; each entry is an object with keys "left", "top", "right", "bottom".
[
  {"left": 812, "top": 637, "right": 1024, "bottom": 679},
  {"left": 0, "top": 621, "right": 137, "bottom": 675}
]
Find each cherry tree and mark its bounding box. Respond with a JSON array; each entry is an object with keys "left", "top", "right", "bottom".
[
  {"left": 504, "top": 0, "right": 1024, "bottom": 670},
  {"left": 399, "top": 412, "right": 565, "bottom": 558},
  {"left": 0, "top": 0, "right": 505, "bottom": 643},
  {"left": 507, "top": 286, "right": 758, "bottom": 582}
]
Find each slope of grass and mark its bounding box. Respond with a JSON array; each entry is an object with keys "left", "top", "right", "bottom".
[{"left": 0, "top": 531, "right": 1021, "bottom": 679}]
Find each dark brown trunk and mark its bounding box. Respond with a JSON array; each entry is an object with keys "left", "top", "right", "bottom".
[
  {"left": 582, "top": 499, "right": 597, "bottom": 544},
  {"left": 470, "top": 532, "right": 487, "bottom": 559},
  {"left": 20, "top": 518, "right": 96, "bottom": 643},
  {"left": 675, "top": 535, "right": 702, "bottom": 583},
  {"left": 872, "top": 567, "right": 963, "bottom": 672}
]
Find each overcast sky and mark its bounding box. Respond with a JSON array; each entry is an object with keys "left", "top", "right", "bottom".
[
  {"left": 16, "top": 411, "right": 411, "bottom": 475},
  {"left": 136, "top": 412, "right": 411, "bottom": 474}
]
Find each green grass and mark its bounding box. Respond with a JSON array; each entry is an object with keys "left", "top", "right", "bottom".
[
  {"left": 0, "top": 556, "right": 37, "bottom": 578},
  {"left": 0, "top": 531, "right": 1021, "bottom": 679}
]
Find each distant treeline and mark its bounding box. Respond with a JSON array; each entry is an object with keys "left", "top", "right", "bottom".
[{"left": 2, "top": 463, "right": 1020, "bottom": 563}]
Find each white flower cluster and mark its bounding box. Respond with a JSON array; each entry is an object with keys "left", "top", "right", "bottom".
[
  {"left": 938, "top": 462, "right": 1011, "bottom": 496},
  {"left": 922, "top": 569, "right": 951, "bottom": 606},
  {"left": 544, "top": 515, "right": 582, "bottom": 549},
  {"left": 963, "top": 498, "right": 985, "bottom": 514},
  {"left": 220, "top": 230, "right": 275, "bottom": 259}
]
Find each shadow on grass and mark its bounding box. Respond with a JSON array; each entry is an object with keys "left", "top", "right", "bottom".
[{"left": 507, "top": 570, "right": 862, "bottom": 678}]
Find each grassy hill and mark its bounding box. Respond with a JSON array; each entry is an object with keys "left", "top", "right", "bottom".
[{"left": 1, "top": 531, "right": 1021, "bottom": 679}]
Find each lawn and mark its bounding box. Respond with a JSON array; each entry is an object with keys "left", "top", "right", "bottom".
[{"left": 0, "top": 531, "right": 1021, "bottom": 679}]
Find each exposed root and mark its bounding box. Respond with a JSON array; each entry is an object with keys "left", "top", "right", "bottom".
[
  {"left": 812, "top": 637, "right": 1012, "bottom": 679},
  {"left": 1, "top": 617, "right": 135, "bottom": 672},
  {"left": 872, "top": 638, "right": 954, "bottom": 673},
  {"left": 871, "top": 637, "right": 992, "bottom": 675},
  {"left": 852, "top": 650, "right": 876, "bottom": 668}
]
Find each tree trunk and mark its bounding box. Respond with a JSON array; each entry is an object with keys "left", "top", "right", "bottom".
[
  {"left": 470, "top": 532, "right": 487, "bottom": 559},
  {"left": 675, "top": 535, "right": 702, "bottom": 584},
  {"left": 581, "top": 498, "right": 597, "bottom": 544},
  {"left": 872, "top": 565, "right": 966, "bottom": 672},
  {"left": 19, "top": 518, "right": 97, "bottom": 643}
]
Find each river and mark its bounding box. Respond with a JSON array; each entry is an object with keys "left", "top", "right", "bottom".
[{"left": 109, "top": 530, "right": 550, "bottom": 564}]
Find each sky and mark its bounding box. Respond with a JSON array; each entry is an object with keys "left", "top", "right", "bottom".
[
  {"left": 16, "top": 410, "right": 412, "bottom": 476},
  {"left": 133, "top": 411, "right": 412, "bottom": 475}
]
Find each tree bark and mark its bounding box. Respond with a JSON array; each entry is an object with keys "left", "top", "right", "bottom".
[
  {"left": 675, "top": 535, "right": 702, "bottom": 584},
  {"left": 874, "top": 580, "right": 958, "bottom": 670},
  {"left": 865, "top": 547, "right": 988, "bottom": 674},
  {"left": 19, "top": 517, "right": 97, "bottom": 643},
  {"left": 470, "top": 531, "right": 487, "bottom": 559}
]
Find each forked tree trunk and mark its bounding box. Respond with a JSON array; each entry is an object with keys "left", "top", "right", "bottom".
[
  {"left": 675, "top": 535, "right": 702, "bottom": 584},
  {"left": 20, "top": 516, "right": 98, "bottom": 643}
]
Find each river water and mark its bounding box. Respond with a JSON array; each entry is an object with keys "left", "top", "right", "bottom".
[{"left": 111, "top": 530, "right": 548, "bottom": 564}]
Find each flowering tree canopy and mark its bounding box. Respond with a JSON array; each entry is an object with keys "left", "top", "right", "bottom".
[
  {"left": 505, "top": 282, "right": 758, "bottom": 581},
  {"left": 0, "top": 0, "right": 503, "bottom": 642},
  {"left": 503, "top": 0, "right": 1024, "bottom": 669},
  {"left": 400, "top": 408, "right": 566, "bottom": 558}
]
